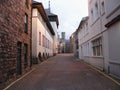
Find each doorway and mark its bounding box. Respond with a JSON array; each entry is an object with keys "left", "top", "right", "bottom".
[{"left": 17, "top": 42, "right": 22, "bottom": 75}]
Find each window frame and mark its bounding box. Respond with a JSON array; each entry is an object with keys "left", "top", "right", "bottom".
[
  {"left": 92, "top": 37, "right": 103, "bottom": 56},
  {"left": 95, "top": 2, "right": 99, "bottom": 17},
  {"left": 39, "top": 32, "right": 41, "bottom": 45},
  {"left": 91, "top": 9, "right": 94, "bottom": 23},
  {"left": 101, "top": 1, "right": 105, "bottom": 15}
]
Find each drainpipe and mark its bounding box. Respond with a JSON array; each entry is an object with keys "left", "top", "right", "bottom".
[{"left": 30, "top": 1, "right": 33, "bottom": 68}]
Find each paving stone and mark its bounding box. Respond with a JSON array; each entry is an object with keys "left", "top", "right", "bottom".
[{"left": 7, "top": 54, "right": 120, "bottom": 90}]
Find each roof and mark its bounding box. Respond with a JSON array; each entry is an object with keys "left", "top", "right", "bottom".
[
  {"left": 45, "top": 9, "right": 59, "bottom": 28},
  {"left": 32, "top": 1, "right": 55, "bottom": 35},
  {"left": 77, "top": 16, "right": 89, "bottom": 32}
]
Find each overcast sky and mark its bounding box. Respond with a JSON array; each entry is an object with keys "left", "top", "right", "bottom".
[{"left": 35, "top": 0, "right": 88, "bottom": 39}]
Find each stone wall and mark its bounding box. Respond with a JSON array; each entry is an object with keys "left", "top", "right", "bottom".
[{"left": 0, "top": 0, "right": 32, "bottom": 89}]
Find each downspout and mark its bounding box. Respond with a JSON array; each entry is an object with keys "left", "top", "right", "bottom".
[{"left": 30, "top": 1, "right": 33, "bottom": 68}]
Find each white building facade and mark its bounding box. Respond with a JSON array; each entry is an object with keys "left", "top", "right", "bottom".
[
  {"left": 78, "top": 0, "right": 120, "bottom": 79},
  {"left": 105, "top": 0, "right": 120, "bottom": 79},
  {"left": 32, "top": 1, "right": 55, "bottom": 63},
  {"left": 46, "top": 9, "right": 59, "bottom": 55}
]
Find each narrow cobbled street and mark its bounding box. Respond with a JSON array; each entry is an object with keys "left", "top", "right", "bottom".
[{"left": 6, "top": 54, "right": 120, "bottom": 90}]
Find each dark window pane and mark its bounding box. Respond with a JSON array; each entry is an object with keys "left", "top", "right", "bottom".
[
  {"left": 24, "top": 44, "right": 28, "bottom": 68},
  {"left": 24, "top": 13, "right": 28, "bottom": 33}
]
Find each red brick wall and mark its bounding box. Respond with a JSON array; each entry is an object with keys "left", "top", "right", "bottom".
[{"left": 0, "top": 0, "right": 32, "bottom": 88}]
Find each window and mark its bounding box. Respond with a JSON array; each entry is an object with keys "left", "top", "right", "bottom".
[
  {"left": 24, "top": 44, "right": 28, "bottom": 68},
  {"left": 83, "top": 42, "right": 89, "bottom": 56},
  {"left": 45, "top": 37, "right": 47, "bottom": 48},
  {"left": 42, "top": 35, "right": 44, "bottom": 47},
  {"left": 39, "top": 32, "right": 41, "bottom": 45},
  {"left": 25, "top": 0, "right": 29, "bottom": 8},
  {"left": 95, "top": 2, "right": 99, "bottom": 19},
  {"left": 48, "top": 40, "right": 49, "bottom": 48},
  {"left": 48, "top": 40, "right": 49, "bottom": 49},
  {"left": 42, "top": 35, "right": 46, "bottom": 47},
  {"left": 92, "top": 37, "right": 102, "bottom": 56},
  {"left": 101, "top": 1, "right": 105, "bottom": 15},
  {"left": 86, "top": 23, "right": 88, "bottom": 31},
  {"left": 44, "top": 37, "right": 45, "bottom": 48},
  {"left": 17, "top": 42, "right": 22, "bottom": 75},
  {"left": 49, "top": 42, "right": 51, "bottom": 49},
  {"left": 47, "top": 39, "right": 48, "bottom": 48},
  {"left": 24, "top": 13, "right": 28, "bottom": 33},
  {"left": 85, "top": 23, "right": 88, "bottom": 36},
  {"left": 91, "top": 9, "right": 94, "bottom": 23}
]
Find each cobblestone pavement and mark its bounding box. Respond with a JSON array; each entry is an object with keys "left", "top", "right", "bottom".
[{"left": 6, "top": 54, "right": 120, "bottom": 90}]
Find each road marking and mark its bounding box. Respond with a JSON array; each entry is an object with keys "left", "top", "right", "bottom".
[
  {"left": 3, "top": 68, "right": 35, "bottom": 90},
  {"left": 82, "top": 61, "right": 120, "bottom": 86}
]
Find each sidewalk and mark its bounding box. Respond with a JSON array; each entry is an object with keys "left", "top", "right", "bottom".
[{"left": 4, "top": 54, "right": 120, "bottom": 90}]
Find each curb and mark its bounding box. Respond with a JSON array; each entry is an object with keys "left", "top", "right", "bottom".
[
  {"left": 81, "top": 61, "right": 120, "bottom": 86},
  {"left": 3, "top": 68, "right": 35, "bottom": 90}
]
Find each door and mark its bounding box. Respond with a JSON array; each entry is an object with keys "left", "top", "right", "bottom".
[{"left": 17, "top": 42, "right": 22, "bottom": 75}]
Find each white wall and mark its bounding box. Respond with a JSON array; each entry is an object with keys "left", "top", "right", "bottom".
[
  {"left": 108, "top": 21, "right": 120, "bottom": 78},
  {"left": 50, "top": 22, "right": 59, "bottom": 54},
  {"left": 32, "top": 8, "right": 54, "bottom": 58},
  {"left": 105, "top": 0, "right": 120, "bottom": 78},
  {"left": 105, "top": 0, "right": 120, "bottom": 25},
  {"left": 78, "top": 0, "right": 106, "bottom": 70},
  {"left": 32, "top": 9, "right": 37, "bottom": 57},
  {"left": 78, "top": 0, "right": 120, "bottom": 78}
]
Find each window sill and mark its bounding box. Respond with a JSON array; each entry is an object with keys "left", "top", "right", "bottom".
[
  {"left": 109, "top": 60, "right": 120, "bottom": 65},
  {"left": 91, "top": 17, "right": 100, "bottom": 27},
  {"left": 101, "top": 12, "right": 105, "bottom": 16},
  {"left": 91, "top": 56, "right": 103, "bottom": 58}
]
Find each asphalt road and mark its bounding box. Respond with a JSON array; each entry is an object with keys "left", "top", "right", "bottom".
[{"left": 6, "top": 54, "right": 120, "bottom": 90}]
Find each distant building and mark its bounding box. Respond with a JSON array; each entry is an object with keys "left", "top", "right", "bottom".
[
  {"left": 58, "top": 32, "right": 65, "bottom": 53},
  {"left": 58, "top": 32, "right": 72, "bottom": 53},
  {"left": 62, "top": 32, "right": 65, "bottom": 40},
  {"left": 0, "top": 0, "right": 32, "bottom": 88},
  {"left": 70, "top": 34, "right": 74, "bottom": 53},
  {"left": 70, "top": 31, "right": 79, "bottom": 57},
  {"left": 32, "top": 1, "right": 55, "bottom": 63},
  {"left": 65, "top": 40, "right": 73, "bottom": 53}
]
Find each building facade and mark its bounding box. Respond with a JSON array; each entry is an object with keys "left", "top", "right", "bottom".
[
  {"left": 78, "top": 0, "right": 107, "bottom": 70},
  {"left": 70, "top": 31, "right": 79, "bottom": 57},
  {"left": 58, "top": 32, "right": 73, "bottom": 53},
  {"left": 32, "top": 1, "right": 55, "bottom": 63},
  {"left": 45, "top": 8, "right": 59, "bottom": 55},
  {"left": 78, "top": 17, "right": 89, "bottom": 60},
  {"left": 0, "top": 0, "right": 32, "bottom": 88},
  {"left": 58, "top": 32, "right": 66, "bottom": 53},
  {"left": 78, "top": 0, "right": 120, "bottom": 79},
  {"left": 104, "top": 0, "right": 120, "bottom": 79},
  {"left": 65, "top": 40, "right": 73, "bottom": 53}
]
